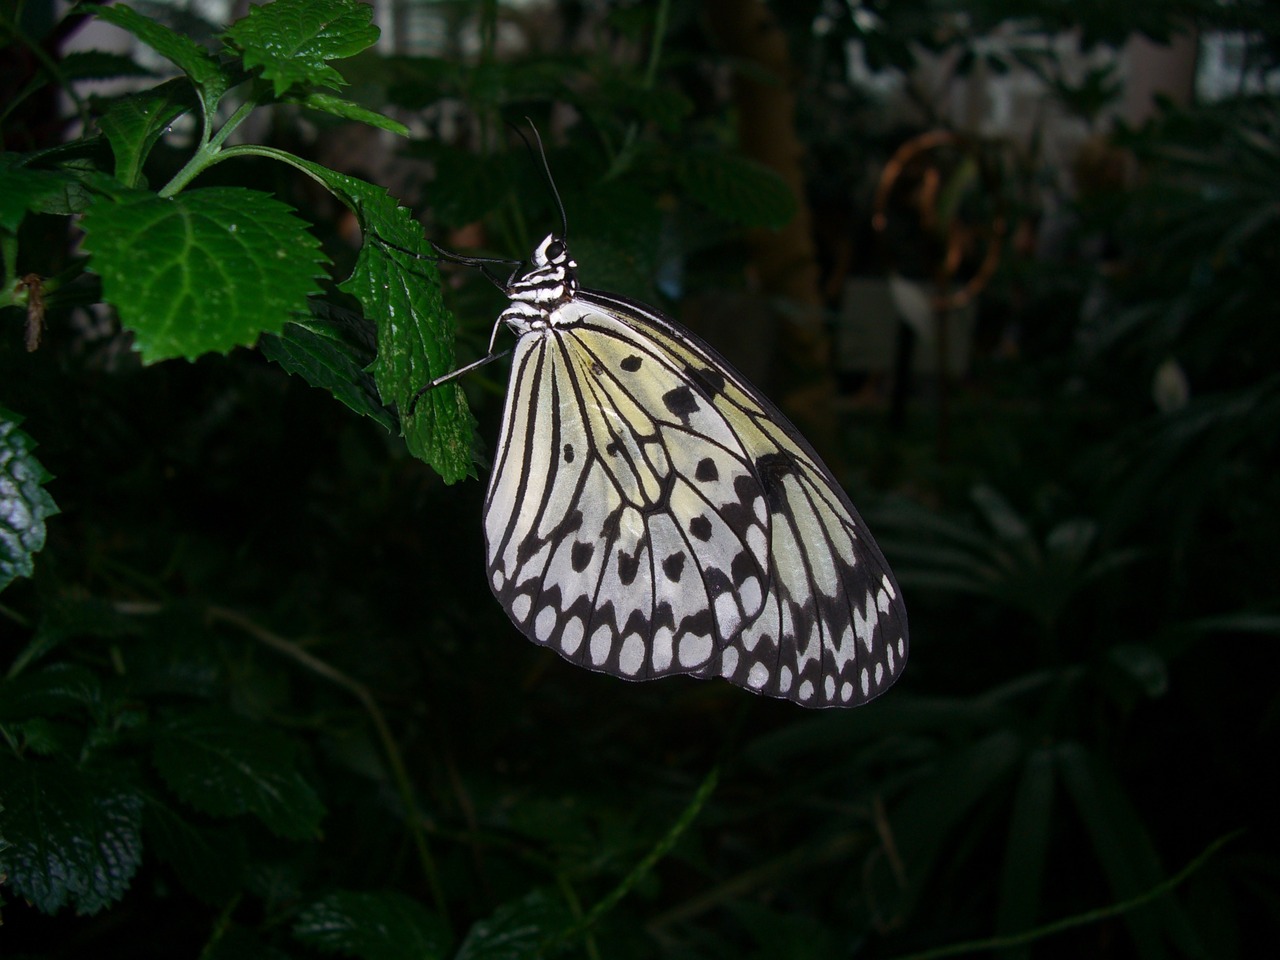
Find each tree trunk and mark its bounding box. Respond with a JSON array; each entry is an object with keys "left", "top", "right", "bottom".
[{"left": 704, "top": 0, "right": 839, "bottom": 456}]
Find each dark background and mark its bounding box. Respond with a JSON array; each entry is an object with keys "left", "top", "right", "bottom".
[{"left": 2, "top": 1, "right": 1278, "bottom": 958}]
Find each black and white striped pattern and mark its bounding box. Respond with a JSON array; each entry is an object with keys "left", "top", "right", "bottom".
[{"left": 480, "top": 234, "right": 907, "bottom": 707}]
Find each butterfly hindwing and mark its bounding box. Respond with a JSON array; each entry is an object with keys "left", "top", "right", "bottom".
[
  {"left": 485, "top": 311, "right": 771, "bottom": 680},
  {"left": 582, "top": 292, "right": 907, "bottom": 706},
  {"left": 483, "top": 286, "right": 907, "bottom": 707}
]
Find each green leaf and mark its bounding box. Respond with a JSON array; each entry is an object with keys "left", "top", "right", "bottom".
[
  {"left": 18, "top": 160, "right": 101, "bottom": 218},
  {"left": 1057, "top": 742, "right": 1202, "bottom": 959},
  {"left": 874, "top": 731, "right": 1023, "bottom": 917},
  {"left": 144, "top": 799, "right": 247, "bottom": 905},
  {"left": 60, "top": 50, "right": 155, "bottom": 82},
  {"left": 743, "top": 692, "right": 1009, "bottom": 765},
  {"left": 0, "top": 405, "right": 59, "bottom": 594},
  {"left": 259, "top": 304, "right": 397, "bottom": 434},
  {"left": 0, "top": 758, "right": 144, "bottom": 915},
  {"left": 347, "top": 236, "right": 474, "bottom": 483},
  {"left": 3, "top": 718, "right": 83, "bottom": 757},
  {"left": 1185, "top": 612, "right": 1280, "bottom": 636},
  {"left": 455, "top": 889, "right": 573, "bottom": 960},
  {"left": 971, "top": 483, "right": 1032, "bottom": 543},
  {"left": 728, "top": 902, "right": 839, "bottom": 960},
  {"left": 80, "top": 186, "right": 328, "bottom": 363},
  {"left": 0, "top": 156, "right": 79, "bottom": 232},
  {"left": 293, "top": 890, "right": 451, "bottom": 960},
  {"left": 678, "top": 149, "right": 798, "bottom": 229},
  {"left": 222, "top": 0, "right": 380, "bottom": 97},
  {"left": 0, "top": 663, "right": 102, "bottom": 723},
  {"left": 97, "top": 79, "right": 199, "bottom": 187},
  {"left": 7, "top": 596, "right": 137, "bottom": 679},
  {"left": 117, "top": 602, "right": 223, "bottom": 699},
  {"left": 996, "top": 746, "right": 1056, "bottom": 954},
  {"left": 87, "top": 3, "right": 228, "bottom": 104},
  {"left": 297, "top": 93, "right": 409, "bottom": 135},
  {"left": 1107, "top": 645, "right": 1169, "bottom": 698},
  {"left": 283, "top": 157, "right": 475, "bottom": 482},
  {"left": 594, "top": 73, "right": 692, "bottom": 132},
  {"left": 3, "top": 51, "right": 154, "bottom": 123},
  {"left": 206, "top": 926, "right": 293, "bottom": 960},
  {"left": 151, "top": 709, "right": 324, "bottom": 840}
]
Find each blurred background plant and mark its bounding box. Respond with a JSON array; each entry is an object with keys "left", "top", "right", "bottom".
[{"left": 1, "top": 1, "right": 1277, "bottom": 958}]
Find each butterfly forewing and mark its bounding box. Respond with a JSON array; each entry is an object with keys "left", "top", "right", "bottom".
[{"left": 482, "top": 275, "right": 907, "bottom": 707}]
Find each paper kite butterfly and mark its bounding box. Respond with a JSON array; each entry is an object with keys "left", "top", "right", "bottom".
[{"left": 415, "top": 140, "right": 908, "bottom": 708}]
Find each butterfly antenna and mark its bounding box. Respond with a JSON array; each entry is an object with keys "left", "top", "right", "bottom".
[
  {"left": 373, "top": 234, "right": 522, "bottom": 290},
  {"left": 522, "top": 118, "right": 569, "bottom": 241}
]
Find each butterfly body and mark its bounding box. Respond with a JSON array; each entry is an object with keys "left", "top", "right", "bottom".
[{"left": 479, "top": 234, "right": 907, "bottom": 707}]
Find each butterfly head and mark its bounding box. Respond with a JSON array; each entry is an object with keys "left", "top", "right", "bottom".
[
  {"left": 503, "top": 234, "right": 579, "bottom": 329},
  {"left": 531, "top": 234, "right": 575, "bottom": 272}
]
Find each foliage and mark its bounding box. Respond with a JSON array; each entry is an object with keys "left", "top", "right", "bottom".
[
  {"left": 2, "top": 0, "right": 1277, "bottom": 958},
  {"left": 2, "top": 0, "right": 473, "bottom": 482},
  {"left": 0, "top": 407, "right": 58, "bottom": 592}
]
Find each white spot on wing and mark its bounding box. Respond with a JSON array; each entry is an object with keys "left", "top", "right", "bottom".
[
  {"left": 561, "top": 617, "right": 584, "bottom": 655},
  {"left": 855, "top": 596, "right": 878, "bottom": 654},
  {"left": 824, "top": 675, "right": 836, "bottom": 700},
  {"left": 875, "top": 662, "right": 884, "bottom": 685},
  {"left": 679, "top": 632, "right": 712, "bottom": 667},
  {"left": 619, "top": 635, "right": 645, "bottom": 676},
  {"left": 721, "top": 647, "right": 739, "bottom": 677},
  {"left": 512, "top": 594, "right": 532, "bottom": 622},
  {"left": 778, "top": 665, "right": 793, "bottom": 692},
  {"left": 841, "top": 681, "right": 853, "bottom": 702},
  {"left": 590, "top": 625, "right": 611, "bottom": 666},
  {"left": 882, "top": 574, "right": 896, "bottom": 600},
  {"left": 861, "top": 668, "right": 870, "bottom": 696},
  {"left": 739, "top": 577, "right": 762, "bottom": 614},
  {"left": 535, "top": 607, "right": 556, "bottom": 642},
  {"left": 652, "top": 627, "right": 674, "bottom": 671},
  {"left": 714, "top": 592, "right": 741, "bottom": 637},
  {"left": 747, "top": 662, "right": 769, "bottom": 689},
  {"left": 798, "top": 679, "right": 814, "bottom": 700},
  {"left": 492, "top": 569, "right": 505, "bottom": 591}
]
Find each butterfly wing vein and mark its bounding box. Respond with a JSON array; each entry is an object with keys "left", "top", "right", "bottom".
[{"left": 483, "top": 293, "right": 907, "bottom": 707}]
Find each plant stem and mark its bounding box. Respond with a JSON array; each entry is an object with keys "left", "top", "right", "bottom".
[
  {"left": 541, "top": 765, "right": 720, "bottom": 955},
  {"left": 204, "top": 605, "right": 452, "bottom": 935},
  {"left": 890, "top": 830, "right": 1242, "bottom": 960},
  {"left": 0, "top": 14, "right": 89, "bottom": 127},
  {"left": 196, "top": 893, "right": 243, "bottom": 960},
  {"left": 604, "top": 0, "right": 672, "bottom": 181},
  {"left": 642, "top": 0, "right": 672, "bottom": 90},
  {"left": 158, "top": 98, "right": 258, "bottom": 198}
]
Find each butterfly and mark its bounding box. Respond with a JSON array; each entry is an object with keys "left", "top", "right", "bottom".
[{"left": 416, "top": 148, "right": 908, "bottom": 708}]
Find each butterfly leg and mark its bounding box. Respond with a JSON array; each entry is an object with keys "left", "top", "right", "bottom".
[{"left": 406, "top": 314, "right": 512, "bottom": 415}]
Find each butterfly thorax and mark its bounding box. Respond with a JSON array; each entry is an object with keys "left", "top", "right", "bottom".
[{"left": 501, "top": 234, "right": 579, "bottom": 334}]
